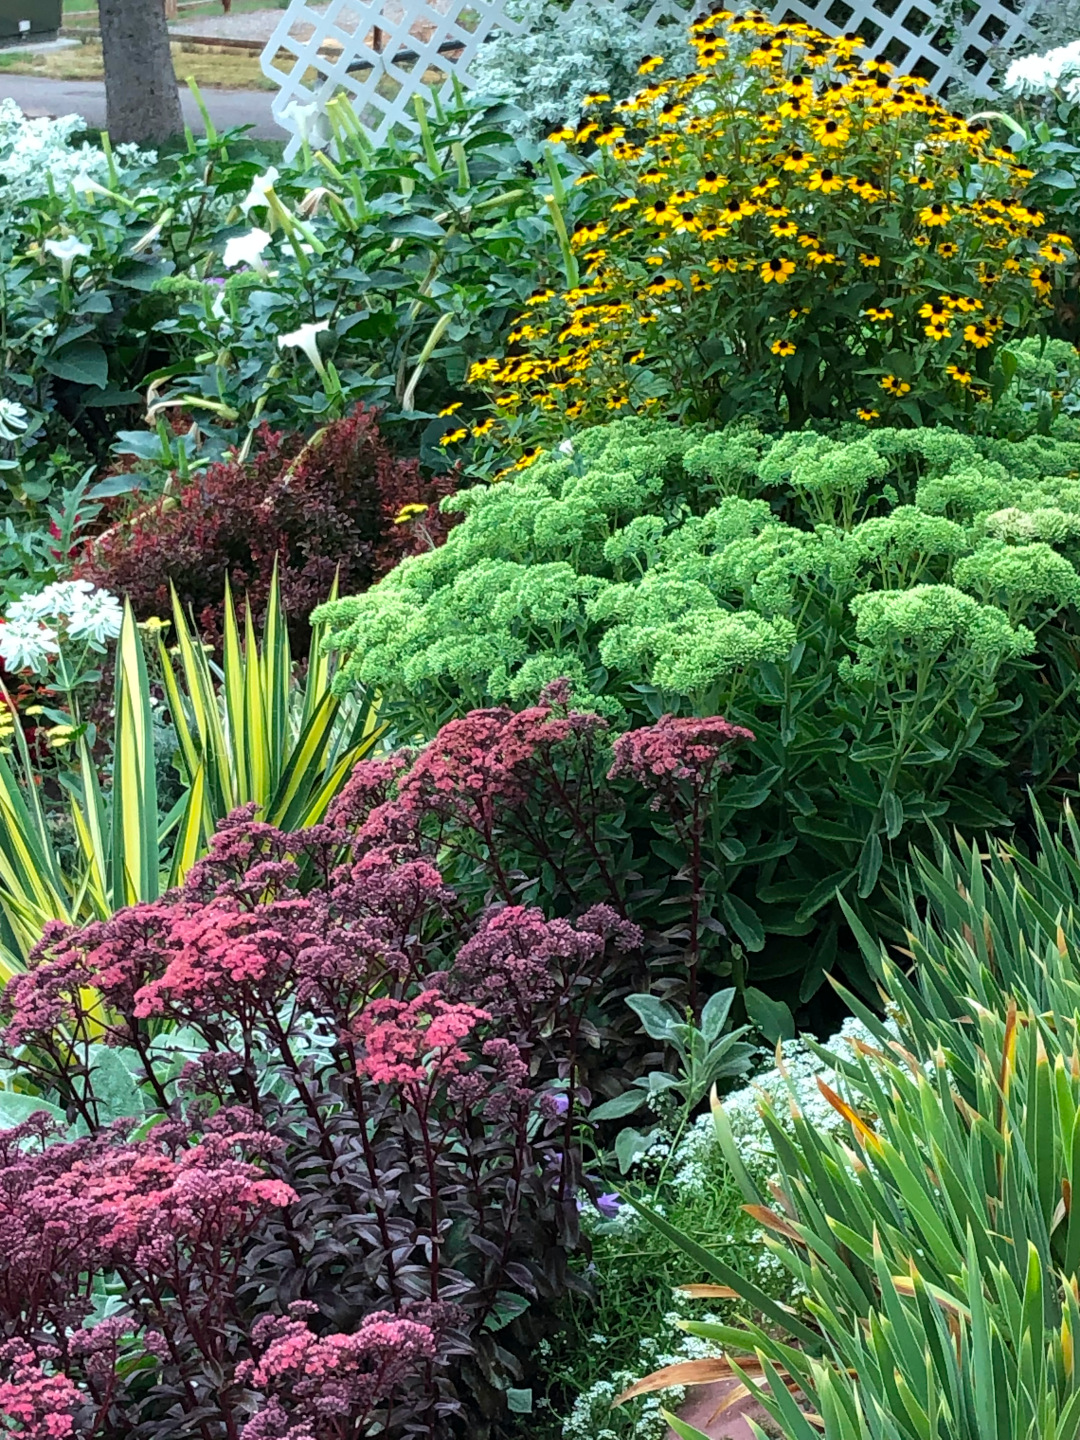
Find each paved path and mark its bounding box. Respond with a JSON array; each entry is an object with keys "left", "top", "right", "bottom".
[{"left": 0, "top": 74, "right": 284, "bottom": 138}]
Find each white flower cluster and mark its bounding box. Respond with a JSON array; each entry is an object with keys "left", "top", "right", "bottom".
[
  {"left": 1004, "top": 38, "right": 1080, "bottom": 96},
  {"left": 0, "top": 99, "right": 155, "bottom": 210},
  {"left": 0, "top": 581, "right": 123, "bottom": 674}
]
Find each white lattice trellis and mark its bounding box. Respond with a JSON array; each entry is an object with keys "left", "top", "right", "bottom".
[{"left": 260, "top": 0, "right": 1040, "bottom": 155}]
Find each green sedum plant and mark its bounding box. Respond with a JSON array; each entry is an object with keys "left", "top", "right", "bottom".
[{"left": 318, "top": 417, "right": 1080, "bottom": 1014}]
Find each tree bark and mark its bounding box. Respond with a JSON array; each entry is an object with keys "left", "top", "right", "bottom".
[{"left": 99, "top": 0, "right": 183, "bottom": 144}]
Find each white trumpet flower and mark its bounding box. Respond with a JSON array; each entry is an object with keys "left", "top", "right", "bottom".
[
  {"left": 43, "top": 235, "right": 92, "bottom": 279},
  {"left": 222, "top": 227, "right": 271, "bottom": 273},
  {"left": 277, "top": 320, "right": 330, "bottom": 379}
]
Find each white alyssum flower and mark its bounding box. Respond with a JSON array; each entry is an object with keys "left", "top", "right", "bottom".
[
  {"left": 0, "top": 616, "right": 57, "bottom": 674},
  {"left": 278, "top": 320, "right": 330, "bottom": 378},
  {"left": 222, "top": 227, "right": 272, "bottom": 273},
  {"left": 0, "top": 400, "right": 28, "bottom": 442},
  {"left": 43, "top": 235, "right": 92, "bottom": 279},
  {"left": 240, "top": 167, "right": 279, "bottom": 214}
]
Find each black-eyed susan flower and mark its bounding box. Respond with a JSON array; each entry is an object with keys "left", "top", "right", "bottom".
[
  {"left": 709, "top": 255, "right": 739, "bottom": 274},
  {"left": 770, "top": 338, "right": 796, "bottom": 355},
  {"left": 611, "top": 196, "right": 638, "bottom": 212},
  {"left": 639, "top": 168, "right": 665, "bottom": 186},
  {"left": 964, "top": 321, "right": 993, "bottom": 348},
  {"left": 919, "top": 202, "right": 950, "bottom": 227},
  {"left": 472, "top": 418, "right": 496, "bottom": 436},
  {"left": 638, "top": 54, "right": 664, "bottom": 73},
  {"left": 672, "top": 210, "right": 700, "bottom": 234},
  {"left": 771, "top": 219, "right": 799, "bottom": 238},
  {"left": 596, "top": 126, "right": 626, "bottom": 147},
  {"left": 438, "top": 427, "right": 469, "bottom": 446},
  {"left": 438, "top": 401, "right": 463, "bottom": 416},
  {"left": 394, "top": 502, "right": 429, "bottom": 524},
  {"left": 937, "top": 241, "right": 959, "bottom": 258},
  {"left": 918, "top": 299, "right": 949, "bottom": 322},
  {"left": 643, "top": 199, "right": 672, "bottom": 224},
  {"left": 806, "top": 250, "right": 836, "bottom": 267},
  {"left": 924, "top": 319, "right": 951, "bottom": 340},
  {"left": 945, "top": 363, "right": 972, "bottom": 385},
  {"left": 880, "top": 375, "right": 911, "bottom": 396},
  {"left": 548, "top": 126, "right": 575, "bottom": 144},
  {"left": 1031, "top": 266, "right": 1053, "bottom": 298},
  {"left": 808, "top": 167, "right": 844, "bottom": 193},
  {"left": 697, "top": 171, "right": 727, "bottom": 193},
  {"left": 1041, "top": 243, "right": 1069, "bottom": 264},
  {"left": 761, "top": 257, "right": 796, "bottom": 283},
  {"left": 646, "top": 273, "right": 681, "bottom": 294},
  {"left": 783, "top": 148, "right": 814, "bottom": 172},
  {"left": 583, "top": 93, "right": 611, "bottom": 107},
  {"left": 859, "top": 253, "right": 881, "bottom": 267},
  {"left": 811, "top": 116, "right": 849, "bottom": 146},
  {"left": 856, "top": 407, "right": 879, "bottom": 421}
]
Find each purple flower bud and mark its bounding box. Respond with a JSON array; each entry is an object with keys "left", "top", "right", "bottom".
[{"left": 595, "top": 1193, "right": 621, "bottom": 1218}]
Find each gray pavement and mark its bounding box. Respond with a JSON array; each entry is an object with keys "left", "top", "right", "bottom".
[{"left": 0, "top": 73, "right": 285, "bottom": 137}]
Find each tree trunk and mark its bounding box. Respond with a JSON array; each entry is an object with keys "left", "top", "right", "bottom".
[{"left": 99, "top": 0, "right": 183, "bottom": 144}]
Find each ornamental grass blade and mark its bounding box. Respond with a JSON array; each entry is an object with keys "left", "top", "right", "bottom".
[
  {"left": 111, "top": 600, "right": 159, "bottom": 909},
  {"left": 615, "top": 1356, "right": 756, "bottom": 1404}
]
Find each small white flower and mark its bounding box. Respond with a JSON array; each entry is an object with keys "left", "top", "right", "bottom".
[
  {"left": 43, "top": 235, "right": 92, "bottom": 278},
  {"left": 0, "top": 400, "right": 28, "bottom": 442},
  {"left": 278, "top": 320, "right": 330, "bottom": 377},
  {"left": 0, "top": 617, "right": 57, "bottom": 674},
  {"left": 240, "top": 167, "right": 279, "bottom": 214},
  {"left": 8, "top": 579, "right": 93, "bottom": 624},
  {"left": 66, "top": 589, "right": 124, "bottom": 646},
  {"left": 558, "top": 439, "right": 575, "bottom": 456},
  {"left": 222, "top": 227, "right": 271, "bottom": 273}
]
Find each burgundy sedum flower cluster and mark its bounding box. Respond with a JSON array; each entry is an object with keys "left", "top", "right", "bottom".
[{"left": 0, "top": 692, "right": 751, "bottom": 1439}]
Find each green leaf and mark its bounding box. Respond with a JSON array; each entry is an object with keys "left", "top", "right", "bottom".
[
  {"left": 744, "top": 987, "right": 795, "bottom": 1043},
  {"left": 0, "top": 1091, "right": 67, "bottom": 1129},
  {"left": 590, "top": 1090, "right": 648, "bottom": 1121},
  {"left": 700, "top": 988, "right": 735, "bottom": 1044},
  {"left": 43, "top": 341, "right": 109, "bottom": 389},
  {"left": 506, "top": 1388, "right": 533, "bottom": 1414},
  {"left": 615, "top": 1127, "right": 658, "bottom": 1173},
  {"left": 626, "top": 993, "right": 681, "bottom": 1042},
  {"left": 482, "top": 1292, "right": 530, "bottom": 1331},
  {"left": 661, "top": 1411, "right": 712, "bottom": 1440},
  {"left": 722, "top": 893, "right": 765, "bottom": 952},
  {"left": 857, "top": 831, "right": 882, "bottom": 899}
]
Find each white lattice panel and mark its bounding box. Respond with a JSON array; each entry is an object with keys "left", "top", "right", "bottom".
[{"left": 261, "top": 0, "right": 1040, "bottom": 155}]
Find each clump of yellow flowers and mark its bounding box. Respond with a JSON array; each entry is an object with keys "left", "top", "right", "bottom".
[{"left": 458, "top": 7, "right": 1071, "bottom": 467}]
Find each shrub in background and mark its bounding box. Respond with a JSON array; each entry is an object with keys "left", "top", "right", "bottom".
[
  {"left": 319, "top": 417, "right": 1080, "bottom": 1021},
  {"left": 458, "top": 10, "right": 1065, "bottom": 463},
  {"left": 469, "top": 0, "right": 693, "bottom": 138},
  {"left": 76, "top": 406, "right": 455, "bottom": 642},
  {"left": 0, "top": 697, "right": 753, "bottom": 1436}
]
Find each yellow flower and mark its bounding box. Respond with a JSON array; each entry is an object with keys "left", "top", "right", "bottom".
[
  {"left": 437, "top": 428, "right": 466, "bottom": 445},
  {"left": 638, "top": 54, "right": 664, "bottom": 73},
  {"left": 643, "top": 199, "right": 673, "bottom": 224},
  {"left": 810, "top": 117, "right": 850, "bottom": 146},
  {"left": 438, "top": 401, "right": 463, "bottom": 416},
  {"left": 945, "top": 363, "right": 972, "bottom": 385},
  {"left": 880, "top": 374, "right": 911, "bottom": 395},
  {"left": 918, "top": 299, "right": 949, "bottom": 321},
  {"left": 645, "top": 273, "right": 681, "bottom": 295},
  {"left": 808, "top": 167, "right": 844, "bottom": 194},
  {"left": 472, "top": 418, "right": 496, "bottom": 436},
  {"left": 857, "top": 407, "right": 879, "bottom": 421},
  {"left": 697, "top": 170, "right": 728, "bottom": 194},
  {"left": 806, "top": 250, "right": 836, "bottom": 267},
  {"left": 761, "top": 257, "right": 796, "bottom": 283},
  {"left": 709, "top": 255, "right": 739, "bottom": 274},
  {"left": 595, "top": 126, "right": 626, "bottom": 148},
  {"left": 548, "top": 127, "right": 576, "bottom": 144},
  {"left": 964, "top": 321, "right": 993, "bottom": 348},
  {"left": 924, "top": 319, "right": 951, "bottom": 340},
  {"left": 611, "top": 196, "right": 638, "bottom": 212},
  {"left": 583, "top": 93, "right": 611, "bottom": 106},
  {"left": 524, "top": 289, "right": 554, "bottom": 307},
  {"left": 1031, "top": 266, "right": 1053, "bottom": 298},
  {"left": 859, "top": 253, "right": 881, "bottom": 267},
  {"left": 672, "top": 210, "right": 700, "bottom": 234},
  {"left": 783, "top": 148, "right": 814, "bottom": 172},
  {"left": 919, "top": 202, "right": 950, "bottom": 226},
  {"left": 770, "top": 338, "right": 796, "bottom": 355},
  {"left": 394, "top": 503, "right": 429, "bottom": 524},
  {"left": 937, "top": 241, "right": 959, "bottom": 258},
  {"left": 771, "top": 220, "right": 799, "bottom": 238},
  {"left": 1041, "top": 243, "right": 1069, "bottom": 264}
]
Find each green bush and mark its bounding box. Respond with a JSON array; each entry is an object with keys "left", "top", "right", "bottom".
[
  {"left": 318, "top": 416, "right": 1080, "bottom": 1017},
  {"left": 626, "top": 819, "right": 1080, "bottom": 1440}
]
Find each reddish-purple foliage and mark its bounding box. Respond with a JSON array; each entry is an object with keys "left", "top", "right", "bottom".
[
  {"left": 0, "top": 695, "right": 753, "bottom": 1440},
  {"left": 75, "top": 407, "right": 457, "bottom": 645}
]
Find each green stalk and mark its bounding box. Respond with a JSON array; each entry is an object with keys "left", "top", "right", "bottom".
[
  {"left": 544, "top": 193, "right": 579, "bottom": 288},
  {"left": 413, "top": 95, "right": 443, "bottom": 175},
  {"left": 186, "top": 77, "right": 218, "bottom": 145}
]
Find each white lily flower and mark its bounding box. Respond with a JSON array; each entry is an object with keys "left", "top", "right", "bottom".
[
  {"left": 282, "top": 100, "right": 331, "bottom": 151},
  {"left": 0, "top": 400, "right": 28, "bottom": 442},
  {"left": 240, "top": 167, "right": 279, "bottom": 214},
  {"left": 43, "top": 235, "right": 92, "bottom": 279},
  {"left": 0, "top": 617, "right": 57, "bottom": 674},
  {"left": 278, "top": 320, "right": 330, "bottom": 378},
  {"left": 222, "top": 227, "right": 271, "bottom": 273}
]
